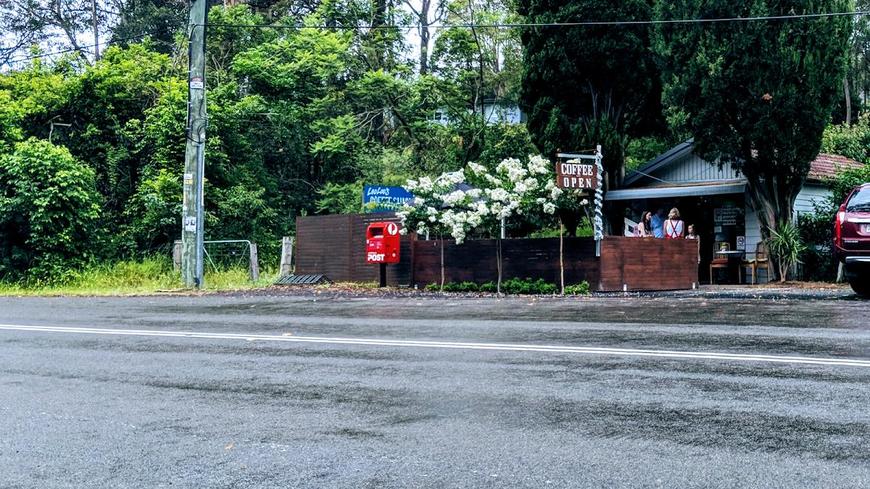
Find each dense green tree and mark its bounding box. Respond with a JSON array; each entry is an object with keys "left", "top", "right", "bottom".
[
  {"left": 109, "top": 0, "right": 188, "bottom": 54},
  {"left": 821, "top": 112, "right": 870, "bottom": 162},
  {"left": 655, "top": 0, "right": 853, "bottom": 234},
  {"left": 0, "top": 139, "right": 102, "bottom": 282},
  {"left": 0, "top": 2, "right": 537, "bottom": 280},
  {"left": 517, "top": 0, "right": 664, "bottom": 189},
  {"left": 61, "top": 44, "right": 173, "bottom": 231}
]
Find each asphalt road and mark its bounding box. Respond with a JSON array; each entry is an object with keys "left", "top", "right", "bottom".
[{"left": 1, "top": 293, "right": 869, "bottom": 488}]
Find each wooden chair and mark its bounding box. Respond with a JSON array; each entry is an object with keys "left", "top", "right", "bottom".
[
  {"left": 710, "top": 242, "right": 731, "bottom": 284},
  {"left": 742, "top": 241, "right": 771, "bottom": 285}
]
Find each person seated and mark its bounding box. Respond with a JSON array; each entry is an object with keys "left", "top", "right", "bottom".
[
  {"left": 635, "top": 211, "right": 653, "bottom": 237},
  {"left": 664, "top": 208, "right": 685, "bottom": 239}
]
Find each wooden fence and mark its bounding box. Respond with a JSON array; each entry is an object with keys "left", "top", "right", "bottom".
[
  {"left": 599, "top": 237, "right": 700, "bottom": 291},
  {"left": 295, "top": 213, "right": 413, "bottom": 286},
  {"left": 294, "top": 214, "right": 699, "bottom": 291},
  {"left": 411, "top": 237, "right": 599, "bottom": 288}
]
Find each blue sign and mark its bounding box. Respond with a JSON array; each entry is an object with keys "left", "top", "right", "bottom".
[{"left": 363, "top": 185, "right": 415, "bottom": 213}]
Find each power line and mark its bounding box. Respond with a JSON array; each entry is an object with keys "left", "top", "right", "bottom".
[
  {"left": 200, "top": 10, "right": 870, "bottom": 31},
  {"left": 3, "top": 33, "right": 168, "bottom": 64},
  {"left": 6, "top": 9, "right": 866, "bottom": 64}
]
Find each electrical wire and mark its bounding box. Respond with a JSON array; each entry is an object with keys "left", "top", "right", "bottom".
[
  {"left": 3, "top": 33, "right": 170, "bottom": 64},
  {"left": 201, "top": 10, "right": 870, "bottom": 31},
  {"left": 6, "top": 9, "right": 866, "bottom": 64}
]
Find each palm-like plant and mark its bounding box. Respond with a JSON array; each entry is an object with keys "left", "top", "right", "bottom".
[{"left": 766, "top": 223, "right": 807, "bottom": 283}]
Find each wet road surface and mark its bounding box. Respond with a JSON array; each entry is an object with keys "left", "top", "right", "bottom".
[{"left": 1, "top": 294, "right": 869, "bottom": 488}]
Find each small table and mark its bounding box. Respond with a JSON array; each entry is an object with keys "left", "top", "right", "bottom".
[{"left": 713, "top": 250, "right": 745, "bottom": 283}]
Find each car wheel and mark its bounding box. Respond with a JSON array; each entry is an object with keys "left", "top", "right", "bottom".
[{"left": 849, "top": 276, "right": 870, "bottom": 298}]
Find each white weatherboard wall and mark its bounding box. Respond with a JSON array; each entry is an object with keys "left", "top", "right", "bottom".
[
  {"left": 744, "top": 199, "right": 763, "bottom": 261},
  {"left": 655, "top": 154, "right": 741, "bottom": 183},
  {"left": 794, "top": 184, "right": 831, "bottom": 217}
]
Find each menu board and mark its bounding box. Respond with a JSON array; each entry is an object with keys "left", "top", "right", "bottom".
[{"left": 714, "top": 207, "right": 739, "bottom": 226}]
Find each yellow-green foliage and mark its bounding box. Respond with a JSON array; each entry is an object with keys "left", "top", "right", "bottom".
[{"left": 0, "top": 258, "right": 275, "bottom": 296}]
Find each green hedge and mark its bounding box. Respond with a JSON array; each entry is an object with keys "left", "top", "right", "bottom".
[{"left": 426, "top": 278, "right": 591, "bottom": 295}]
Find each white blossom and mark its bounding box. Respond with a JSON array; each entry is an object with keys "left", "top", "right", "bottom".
[
  {"left": 442, "top": 190, "right": 466, "bottom": 206},
  {"left": 418, "top": 176, "right": 434, "bottom": 192},
  {"left": 467, "top": 162, "right": 486, "bottom": 176}
]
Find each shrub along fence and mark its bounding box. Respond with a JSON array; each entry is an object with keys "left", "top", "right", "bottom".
[{"left": 295, "top": 214, "right": 699, "bottom": 291}]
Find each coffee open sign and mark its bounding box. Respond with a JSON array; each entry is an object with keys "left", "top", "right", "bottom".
[{"left": 556, "top": 161, "right": 598, "bottom": 190}]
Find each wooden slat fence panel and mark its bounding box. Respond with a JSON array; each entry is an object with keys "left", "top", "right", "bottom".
[
  {"left": 411, "top": 237, "right": 599, "bottom": 287},
  {"left": 295, "top": 213, "right": 412, "bottom": 286},
  {"left": 598, "top": 236, "right": 699, "bottom": 291}
]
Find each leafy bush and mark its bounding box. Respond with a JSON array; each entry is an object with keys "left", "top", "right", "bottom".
[
  {"left": 564, "top": 281, "right": 591, "bottom": 295},
  {"left": 479, "top": 281, "right": 497, "bottom": 293},
  {"left": 316, "top": 181, "right": 364, "bottom": 214},
  {"left": 426, "top": 281, "right": 481, "bottom": 292},
  {"left": 821, "top": 114, "right": 870, "bottom": 163},
  {"left": 625, "top": 136, "right": 672, "bottom": 172},
  {"left": 0, "top": 138, "right": 102, "bottom": 282},
  {"left": 447, "top": 281, "right": 480, "bottom": 292},
  {"left": 794, "top": 164, "right": 870, "bottom": 282},
  {"left": 427, "top": 278, "right": 558, "bottom": 294},
  {"left": 501, "top": 277, "right": 557, "bottom": 295},
  {"left": 829, "top": 164, "right": 870, "bottom": 207},
  {"left": 797, "top": 207, "right": 837, "bottom": 281},
  {"left": 766, "top": 223, "right": 807, "bottom": 282}
]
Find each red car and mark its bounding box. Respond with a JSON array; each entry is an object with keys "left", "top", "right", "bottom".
[{"left": 834, "top": 183, "right": 870, "bottom": 297}]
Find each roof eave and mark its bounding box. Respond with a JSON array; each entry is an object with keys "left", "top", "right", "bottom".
[{"left": 623, "top": 139, "right": 695, "bottom": 187}]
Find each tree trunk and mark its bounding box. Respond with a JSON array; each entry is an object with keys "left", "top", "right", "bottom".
[
  {"left": 91, "top": 0, "right": 99, "bottom": 61},
  {"left": 845, "top": 76, "right": 852, "bottom": 126},
  {"left": 745, "top": 174, "right": 799, "bottom": 240},
  {"left": 745, "top": 170, "right": 800, "bottom": 282},
  {"left": 418, "top": 0, "right": 430, "bottom": 75},
  {"left": 496, "top": 237, "right": 502, "bottom": 296},
  {"left": 439, "top": 234, "right": 445, "bottom": 292}
]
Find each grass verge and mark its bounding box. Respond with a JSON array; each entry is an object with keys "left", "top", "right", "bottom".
[{"left": 0, "top": 258, "right": 276, "bottom": 296}]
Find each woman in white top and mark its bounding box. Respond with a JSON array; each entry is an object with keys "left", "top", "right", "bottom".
[{"left": 664, "top": 208, "right": 684, "bottom": 239}]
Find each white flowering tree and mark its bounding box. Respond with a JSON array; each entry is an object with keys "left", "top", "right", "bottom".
[
  {"left": 399, "top": 155, "right": 592, "bottom": 294},
  {"left": 398, "top": 170, "right": 481, "bottom": 290}
]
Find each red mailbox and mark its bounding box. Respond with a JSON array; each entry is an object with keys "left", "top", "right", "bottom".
[{"left": 366, "top": 221, "right": 401, "bottom": 264}]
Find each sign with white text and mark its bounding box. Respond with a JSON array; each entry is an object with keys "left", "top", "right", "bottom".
[
  {"left": 555, "top": 161, "right": 599, "bottom": 190},
  {"left": 363, "top": 185, "right": 414, "bottom": 213}
]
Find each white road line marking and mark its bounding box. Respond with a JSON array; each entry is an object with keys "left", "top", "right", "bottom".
[{"left": 1, "top": 323, "right": 869, "bottom": 368}]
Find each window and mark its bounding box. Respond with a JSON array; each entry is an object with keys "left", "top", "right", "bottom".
[{"left": 846, "top": 187, "right": 870, "bottom": 211}]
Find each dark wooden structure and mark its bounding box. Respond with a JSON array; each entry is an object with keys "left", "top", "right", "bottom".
[
  {"left": 599, "top": 237, "right": 699, "bottom": 291},
  {"left": 412, "top": 237, "right": 599, "bottom": 287},
  {"left": 295, "top": 214, "right": 699, "bottom": 291},
  {"left": 295, "top": 213, "right": 413, "bottom": 286}
]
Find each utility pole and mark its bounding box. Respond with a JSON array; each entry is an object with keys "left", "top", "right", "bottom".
[{"left": 181, "top": 0, "right": 208, "bottom": 288}]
